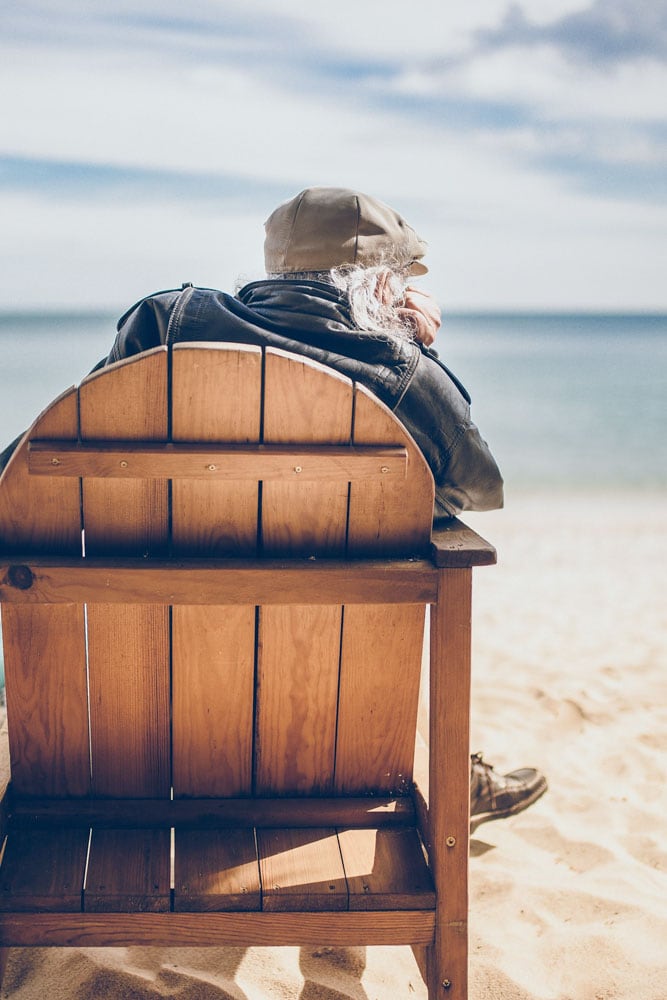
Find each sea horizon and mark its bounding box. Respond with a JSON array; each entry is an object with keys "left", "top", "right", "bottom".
[
  {"left": 1, "top": 309, "right": 665, "bottom": 493},
  {"left": 2, "top": 306, "right": 666, "bottom": 319}
]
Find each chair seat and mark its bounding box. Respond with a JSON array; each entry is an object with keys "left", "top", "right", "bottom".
[{"left": 0, "top": 813, "right": 435, "bottom": 916}]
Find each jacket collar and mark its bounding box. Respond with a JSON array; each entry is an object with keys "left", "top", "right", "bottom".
[{"left": 236, "top": 279, "right": 357, "bottom": 335}]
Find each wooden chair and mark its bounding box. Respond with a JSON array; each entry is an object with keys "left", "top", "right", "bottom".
[{"left": 0, "top": 343, "right": 495, "bottom": 999}]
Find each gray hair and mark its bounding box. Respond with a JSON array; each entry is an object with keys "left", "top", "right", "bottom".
[{"left": 267, "top": 265, "right": 414, "bottom": 341}]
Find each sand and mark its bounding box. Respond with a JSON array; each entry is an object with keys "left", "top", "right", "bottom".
[{"left": 2, "top": 489, "right": 666, "bottom": 999}]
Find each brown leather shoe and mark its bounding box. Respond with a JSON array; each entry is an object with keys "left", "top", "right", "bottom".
[{"left": 470, "top": 752, "right": 547, "bottom": 830}]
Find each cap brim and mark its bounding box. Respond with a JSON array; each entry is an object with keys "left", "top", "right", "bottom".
[{"left": 408, "top": 260, "right": 428, "bottom": 276}]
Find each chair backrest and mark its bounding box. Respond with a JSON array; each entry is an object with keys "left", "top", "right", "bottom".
[{"left": 0, "top": 344, "right": 435, "bottom": 802}]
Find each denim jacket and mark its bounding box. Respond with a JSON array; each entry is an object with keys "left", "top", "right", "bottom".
[
  {"left": 2, "top": 281, "right": 503, "bottom": 518},
  {"left": 108, "top": 280, "right": 503, "bottom": 518}
]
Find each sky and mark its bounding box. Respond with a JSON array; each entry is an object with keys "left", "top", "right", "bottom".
[{"left": 1, "top": 0, "right": 666, "bottom": 312}]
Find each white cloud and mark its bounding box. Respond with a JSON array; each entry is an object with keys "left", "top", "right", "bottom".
[
  {"left": 439, "top": 46, "right": 667, "bottom": 123},
  {"left": 1, "top": 0, "right": 665, "bottom": 309}
]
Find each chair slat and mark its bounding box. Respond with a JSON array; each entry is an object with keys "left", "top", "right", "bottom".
[
  {"left": 337, "top": 384, "right": 432, "bottom": 796},
  {"left": 0, "top": 910, "right": 436, "bottom": 947},
  {"left": 254, "top": 605, "right": 342, "bottom": 795},
  {"left": 79, "top": 351, "right": 170, "bottom": 559},
  {"left": 0, "top": 390, "right": 89, "bottom": 798},
  {"left": 84, "top": 829, "right": 170, "bottom": 913},
  {"left": 348, "top": 384, "right": 433, "bottom": 556},
  {"left": 257, "top": 828, "right": 348, "bottom": 912},
  {"left": 0, "top": 828, "right": 89, "bottom": 912},
  {"left": 174, "top": 829, "right": 261, "bottom": 912},
  {"left": 79, "top": 350, "right": 170, "bottom": 798},
  {"left": 261, "top": 349, "right": 352, "bottom": 557},
  {"left": 86, "top": 604, "right": 171, "bottom": 797},
  {"left": 0, "top": 388, "right": 81, "bottom": 555},
  {"left": 256, "top": 351, "right": 353, "bottom": 796},
  {"left": 337, "top": 828, "right": 435, "bottom": 911},
  {"left": 335, "top": 604, "right": 425, "bottom": 794},
  {"left": 28, "top": 441, "right": 408, "bottom": 482},
  {"left": 9, "top": 795, "right": 415, "bottom": 829},
  {"left": 0, "top": 558, "right": 438, "bottom": 606},
  {"left": 171, "top": 344, "right": 262, "bottom": 556},
  {"left": 2, "top": 605, "right": 89, "bottom": 797},
  {"left": 171, "top": 344, "right": 261, "bottom": 799},
  {"left": 172, "top": 605, "right": 255, "bottom": 796}
]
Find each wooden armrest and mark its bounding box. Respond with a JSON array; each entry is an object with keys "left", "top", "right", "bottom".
[{"left": 430, "top": 518, "right": 497, "bottom": 568}]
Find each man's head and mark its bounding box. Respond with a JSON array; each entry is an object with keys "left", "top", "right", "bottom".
[{"left": 264, "top": 187, "right": 428, "bottom": 277}]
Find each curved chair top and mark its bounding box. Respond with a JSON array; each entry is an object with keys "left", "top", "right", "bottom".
[{"left": 0, "top": 343, "right": 435, "bottom": 558}]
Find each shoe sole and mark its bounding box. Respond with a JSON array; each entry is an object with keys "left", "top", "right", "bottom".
[{"left": 470, "top": 776, "right": 548, "bottom": 833}]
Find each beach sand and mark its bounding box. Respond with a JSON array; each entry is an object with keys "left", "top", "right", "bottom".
[{"left": 2, "top": 490, "right": 666, "bottom": 999}]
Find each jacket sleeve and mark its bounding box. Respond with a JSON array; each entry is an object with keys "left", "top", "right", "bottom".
[
  {"left": 393, "top": 350, "right": 504, "bottom": 518},
  {"left": 432, "top": 423, "right": 504, "bottom": 517}
]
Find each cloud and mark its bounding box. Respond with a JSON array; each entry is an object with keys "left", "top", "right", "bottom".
[
  {"left": 475, "top": 0, "right": 667, "bottom": 66},
  {"left": 0, "top": 155, "right": 291, "bottom": 207},
  {"left": 1, "top": 1, "right": 666, "bottom": 309},
  {"left": 378, "top": 2, "right": 667, "bottom": 205}
]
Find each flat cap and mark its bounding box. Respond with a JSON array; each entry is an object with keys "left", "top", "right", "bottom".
[{"left": 264, "top": 187, "right": 428, "bottom": 275}]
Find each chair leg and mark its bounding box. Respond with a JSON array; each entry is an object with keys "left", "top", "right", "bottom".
[
  {"left": 426, "top": 924, "right": 467, "bottom": 999},
  {"left": 427, "top": 568, "right": 473, "bottom": 1000},
  {"left": 411, "top": 943, "right": 429, "bottom": 986}
]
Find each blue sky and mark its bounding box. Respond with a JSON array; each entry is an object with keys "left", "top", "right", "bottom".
[{"left": 1, "top": 0, "right": 666, "bottom": 310}]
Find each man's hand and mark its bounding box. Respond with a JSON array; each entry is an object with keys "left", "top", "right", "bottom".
[{"left": 398, "top": 286, "right": 441, "bottom": 347}]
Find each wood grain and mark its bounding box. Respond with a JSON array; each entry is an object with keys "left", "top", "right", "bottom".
[
  {"left": 0, "top": 346, "right": 487, "bottom": 999},
  {"left": 261, "top": 348, "right": 352, "bottom": 557},
  {"left": 0, "top": 558, "right": 438, "bottom": 606},
  {"left": 254, "top": 605, "right": 341, "bottom": 794},
  {"left": 0, "top": 389, "right": 89, "bottom": 798},
  {"left": 257, "top": 828, "right": 348, "bottom": 912},
  {"left": 79, "top": 350, "right": 170, "bottom": 798},
  {"left": 172, "top": 604, "right": 255, "bottom": 796},
  {"left": 0, "top": 828, "right": 88, "bottom": 912},
  {"left": 335, "top": 603, "right": 425, "bottom": 795},
  {"left": 11, "top": 795, "right": 415, "bottom": 829},
  {"left": 337, "top": 828, "right": 435, "bottom": 911},
  {"left": 174, "top": 829, "right": 260, "bottom": 911},
  {"left": 0, "top": 388, "right": 81, "bottom": 555},
  {"left": 257, "top": 350, "right": 352, "bottom": 797},
  {"left": 347, "top": 383, "right": 433, "bottom": 557},
  {"left": 0, "top": 910, "right": 435, "bottom": 947},
  {"left": 431, "top": 518, "right": 497, "bottom": 567},
  {"left": 171, "top": 346, "right": 260, "bottom": 800},
  {"left": 86, "top": 604, "right": 170, "bottom": 796},
  {"left": 171, "top": 344, "right": 262, "bottom": 556},
  {"left": 427, "top": 568, "right": 473, "bottom": 1000},
  {"left": 2, "top": 604, "right": 90, "bottom": 797},
  {"left": 29, "top": 441, "right": 408, "bottom": 482},
  {"left": 84, "top": 829, "right": 170, "bottom": 913},
  {"left": 79, "top": 350, "right": 169, "bottom": 558}
]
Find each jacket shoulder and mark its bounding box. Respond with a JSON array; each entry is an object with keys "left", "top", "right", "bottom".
[{"left": 116, "top": 286, "right": 187, "bottom": 331}]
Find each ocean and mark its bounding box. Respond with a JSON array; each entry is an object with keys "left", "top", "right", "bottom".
[{"left": 0, "top": 309, "right": 665, "bottom": 491}]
